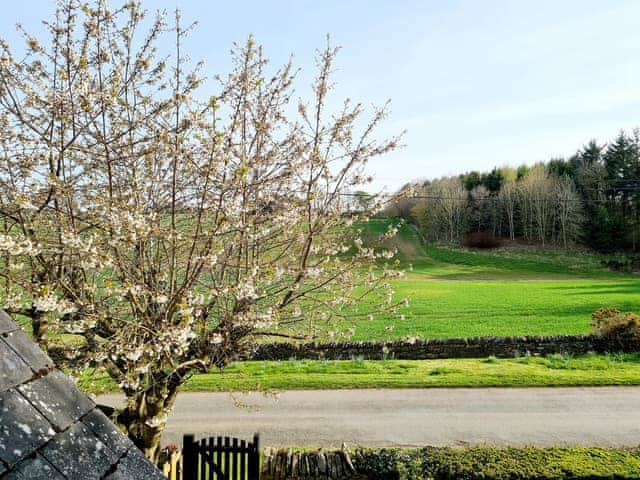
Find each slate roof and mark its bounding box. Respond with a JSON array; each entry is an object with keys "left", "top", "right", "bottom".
[{"left": 0, "top": 310, "right": 166, "bottom": 479}]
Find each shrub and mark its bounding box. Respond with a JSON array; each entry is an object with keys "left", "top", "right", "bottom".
[
  {"left": 353, "top": 449, "right": 401, "bottom": 479},
  {"left": 352, "top": 446, "right": 640, "bottom": 479},
  {"left": 601, "top": 255, "right": 640, "bottom": 273},
  {"left": 592, "top": 308, "right": 640, "bottom": 340},
  {"left": 462, "top": 231, "right": 503, "bottom": 249},
  {"left": 601, "top": 259, "right": 628, "bottom": 272}
]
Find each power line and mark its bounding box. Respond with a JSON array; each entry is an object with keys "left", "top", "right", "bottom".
[{"left": 368, "top": 193, "right": 640, "bottom": 204}]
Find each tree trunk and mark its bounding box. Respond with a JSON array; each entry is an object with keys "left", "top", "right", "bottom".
[
  {"left": 31, "top": 311, "right": 48, "bottom": 350},
  {"left": 116, "top": 381, "right": 181, "bottom": 462},
  {"left": 508, "top": 212, "right": 515, "bottom": 240}
]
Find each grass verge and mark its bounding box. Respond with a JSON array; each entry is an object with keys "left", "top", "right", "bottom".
[{"left": 80, "top": 353, "right": 640, "bottom": 394}]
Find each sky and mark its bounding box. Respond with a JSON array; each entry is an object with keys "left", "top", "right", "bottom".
[{"left": 2, "top": 1, "right": 640, "bottom": 193}]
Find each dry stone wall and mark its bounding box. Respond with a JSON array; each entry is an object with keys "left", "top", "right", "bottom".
[
  {"left": 51, "top": 333, "right": 640, "bottom": 366},
  {"left": 247, "top": 334, "right": 640, "bottom": 361},
  {"left": 262, "top": 448, "right": 360, "bottom": 480}
]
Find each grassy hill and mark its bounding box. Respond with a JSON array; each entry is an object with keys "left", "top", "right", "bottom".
[{"left": 337, "top": 218, "right": 639, "bottom": 341}]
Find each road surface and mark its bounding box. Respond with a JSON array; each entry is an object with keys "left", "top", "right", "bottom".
[{"left": 97, "top": 387, "right": 640, "bottom": 448}]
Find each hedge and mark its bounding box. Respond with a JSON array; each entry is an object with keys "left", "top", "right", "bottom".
[{"left": 352, "top": 446, "right": 640, "bottom": 480}]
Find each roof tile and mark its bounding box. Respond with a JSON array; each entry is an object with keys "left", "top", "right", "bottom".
[
  {"left": 11, "top": 453, "right": 65, "bottom": 480},
  {"left": 82, "top": 409, "right": 132, "bottom": 457},
  {"left": 18, "top": 370, "right": 94, "bottom": 431},
  {"left": 0, "top": 310, "right": 18, "bottom": 334},
  {"left": 0, "top": 389, "right": 55, "bottom": 467},
  {"left": 0, "top": 340, "right": 33, "bottom": 392},
  {"left": 40, "top": 421, "right": 119, "bottom": 480},
  {"left": 0, "top": 469, "right": 25, "bottom": 479},
  {"left": 3, "top": 329, "right": 54, "bottom": 372},
  {"left": 104, "top": 446, "right": 167, "bottom": 480}
]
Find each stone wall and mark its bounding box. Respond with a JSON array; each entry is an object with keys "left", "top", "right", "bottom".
[
  {"left": 246, "top": 334, "right": 640, "bottom": 361},
  {"left": 262, "top": 447, "right": 360, "bottom": 480},
  {"left": 50, "top": 332, "right": 640, "bottom": 366}
]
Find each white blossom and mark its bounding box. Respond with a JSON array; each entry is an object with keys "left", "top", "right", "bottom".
[{"left": 0, "top": 6, "right": 401, "bottom": 455}]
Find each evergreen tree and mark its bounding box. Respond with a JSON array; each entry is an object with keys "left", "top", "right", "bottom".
[
  {"left": 461, "top": 171, "right": 482, "bottom": 191},
  {"left": 516, "top": 164, "right": 530, "bottom": 180},
  {"left": 547, "top": 158, "right": 574, "bottom": 178},
  {"left": 481, "top": 167, "right": 505, "bottom": 193}
]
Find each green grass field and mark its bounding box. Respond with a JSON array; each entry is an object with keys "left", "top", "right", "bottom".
[
  {"left": 77, "top": 218, "right": 640, "bottom": 394},
  {"left": 337, "top": 219, "right": 640, "bottom": 341}
]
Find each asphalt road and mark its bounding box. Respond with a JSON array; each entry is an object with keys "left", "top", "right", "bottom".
[{"left": 97, "top": 387, "right": 640, "bottom": 448}]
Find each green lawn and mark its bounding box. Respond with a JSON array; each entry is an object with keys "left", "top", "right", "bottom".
[
  {"left": 79, "top": 353, "right": 640, "bottom": 394},
  {"left": 329, "top": 219, "right": 640, "bottom": 341}
]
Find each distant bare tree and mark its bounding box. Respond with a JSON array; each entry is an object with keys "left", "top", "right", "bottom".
[
  {"left": 519, "top": 167, "right": 554, "bottom": 245},
  {"left": 499, "top": 179, "right": 518, "bottom": 240},
  {"left": 554, "top": 175, "right": 582, "bottom": 248},
  {"left": 434, "top": 178, "right": 466, "bottom": 242},
  {"left": 469, "top": 185, "right": 491, "bottom": 234}
]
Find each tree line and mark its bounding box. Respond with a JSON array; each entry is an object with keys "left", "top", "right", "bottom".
[{"left": 386, "top": 130, "right": 640, "bottom": 251}]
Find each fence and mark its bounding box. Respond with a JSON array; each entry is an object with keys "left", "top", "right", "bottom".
[
  {"left": 182, "top": 433, "right": 261, "bottom": 480},
  {"left": 161, "top": 449, "right": 183, "bottom": 480}
]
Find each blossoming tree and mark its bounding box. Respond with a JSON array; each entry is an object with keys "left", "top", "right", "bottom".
[{"left": 0, "top": 0, "right": 402, "bottom": 459}]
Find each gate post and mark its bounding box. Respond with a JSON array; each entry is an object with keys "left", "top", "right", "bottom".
[
  {"left": 182, "top": 434, "right": 197, "bottom": 480},
  {"left": 248, "top": 433, "right": 261, "bottom": 479},
  {"left": 253, "top": 432, "right": 260, "bottom": 454}
]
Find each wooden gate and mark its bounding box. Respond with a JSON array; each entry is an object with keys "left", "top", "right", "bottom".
[{"left": 182, "top": 433, "right": 260, "bottom": 480}]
